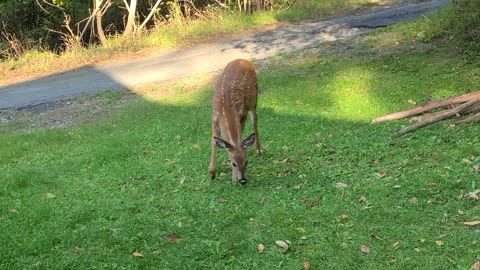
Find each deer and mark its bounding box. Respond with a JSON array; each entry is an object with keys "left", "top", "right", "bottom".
[{"left": 208, "top": 59, "right": 261, "bottom": 185}]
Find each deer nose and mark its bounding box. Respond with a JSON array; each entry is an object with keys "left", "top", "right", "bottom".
[{"left": 239, "top": 179, "right": 247, "bottom": 185}]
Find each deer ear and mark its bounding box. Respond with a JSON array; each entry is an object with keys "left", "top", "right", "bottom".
[
  {"left": 214, "top": 137, "right": 233, "bottom": 149},
  {"left": 241, "top": 133, "right": 256, "bottom": 149}
]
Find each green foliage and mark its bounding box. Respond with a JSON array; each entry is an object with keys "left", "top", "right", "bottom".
[
  {"left": 369, "top": 0, "right": 480, "bottom": 55},
  {"left": 274, "top": 0, "right": 379, "bottom": 22},
  {"left": 52, "top": 0, "right": 70, "bottom": 7},
  {"left": 1, "top": 47, "right": 480, "bottom": 268}
]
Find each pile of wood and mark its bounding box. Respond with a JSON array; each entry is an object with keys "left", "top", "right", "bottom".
[{"left": 372, "top": 91, "right": 480, "bottom": 137}]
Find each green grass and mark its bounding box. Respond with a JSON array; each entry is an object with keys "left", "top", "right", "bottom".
[{"left": 1, "top": 44, "right": 480, "bottom": 268}]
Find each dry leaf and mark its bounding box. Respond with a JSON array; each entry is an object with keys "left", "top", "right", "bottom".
[
  {"left": 428, "top": 182, "right": 438, "bottom": 187},
  {"left": 458, "top": 210, "right": 465, "bottom": 215},
  {"left": 419, "top": 239, "right": 426, "bottom": 243},
  {"left": 304, "top": 260, "right": 311, "bottom": 270},
  {"left": 467, "top": 190, "right": 480, "bottom": 200},
  {"left": 175, "top": 135, "right": 181, "bottom": 141},
  {"left": 275, "top": 240, "right": 289, "bottom": 252},
  {"left": 315, "top": 132, "right": 321, "bottom": 137},
  {"left": 340, "top": 214, "right": 348, "bottom": 220},
  {"left": 389, "top": 255, "right": 397, "bottom": 263},
  {"left": 377, "top": 170, "right": 386, "bottom": 178},
  {"left": 370, "top": 233, "right": 379, "bottom": 240},
  {"left": 335, "top": 182, "right": 348, "bottom": 189},
  {"left": 296, "top": 227, "right": 306, "bottom": 233},
  {"left": 281, "top": 157, "right": 290, "bottom": 163},
  {"left": 359, "top": 195, "right": 367, "bottom": 202},
  {"left": 410, "top": 197, "right": 418, "bottom": 203},
  {"left": 393, "top": 185, "right": 401, "bottom": 189},
  {"left": 166, "top": 234, "right": 179, "bottom": 242},
  {"left": 295, "top": 100, "right": 303, "bottom": 105},
  {"left": 407, "top": 99, "right": 417, "bottom": 105},
  {"left": 299, "top": 197, "right": 307, "bottom": 203},
  {"left": 165, "top": 159, "right": 176, "bottom": 165},
  {"left": 72, "top": 246, "right": 79, "bottom": 254},
  {"left": 307, "top": 198, "right": 320, "bottom": 209},
  {"left": 257, "top": 243, "right": 265, "bottom": 252},
  {"left": 392, "top": 241, "right": 399, "bottom": 247},
  {"left": 9, "top": 209, "right": 17, "bottom": 213},
  {"left": 435, "top": 240, "right": 444, "bottom": 246},
  {"left": 259, "top": 195, "right": 265, "bottom": 204},
  {"left": 414, "top": 247, "right": 421, "bottom": 252},
  {"left": 463, "top": 158, "right": 473, "bottom": 164},
  {"left": 132, "top": 251, "right": 144, "bottom": 257},
  {"left": 45, "top": 193, "right": 56, "bottom": 199},
  {"left": 472, "top": 240, "right": 478, "bottom": 245},
  {"left": 179, "top": 176, "right": 185, "bottom": 185},
  {"left": 471, "top": 261, "right": 480, "bottom": 270},
  {"left": 192, "top": 143, "right": 201, "bottom": 149},
  {"left": 360, "top": 245, "right": 369, "bottom": 254},
  {"left": 463, "top": 221, "right": 480, "bottom": 226}
]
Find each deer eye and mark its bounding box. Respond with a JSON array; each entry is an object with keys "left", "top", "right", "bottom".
[{"left": 232, "top": 162, "right": 237, "bottom": 167}]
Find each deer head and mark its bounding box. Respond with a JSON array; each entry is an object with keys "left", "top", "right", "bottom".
[{"left": 214, "top": 133, "right": 256, "bottom": 185}]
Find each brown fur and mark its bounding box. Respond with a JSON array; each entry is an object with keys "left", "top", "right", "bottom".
[{"left": 208, "top": 59, "right": 261, "bottom": 184}]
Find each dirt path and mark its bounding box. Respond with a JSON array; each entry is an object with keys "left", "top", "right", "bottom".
[{"left": 0, "top": 0, "right": 449, "bottom": 110}]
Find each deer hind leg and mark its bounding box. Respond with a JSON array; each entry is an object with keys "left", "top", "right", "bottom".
[
  {"left": 208, "top": 117, "right": 220, "bottom": 179},
  {"left": 249, "top": 110, "right": 261, "bottom": 156}
]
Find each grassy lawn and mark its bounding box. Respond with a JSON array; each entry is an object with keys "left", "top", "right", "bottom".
[{"left": 1, "top": 38, "right": 480, "bottom": 268}]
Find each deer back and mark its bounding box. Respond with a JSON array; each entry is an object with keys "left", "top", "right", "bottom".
[{"left": 213, "top": 59, "right": 258, "bottom": 144}]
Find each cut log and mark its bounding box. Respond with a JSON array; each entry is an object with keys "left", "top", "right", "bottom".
[
  {"left": 391, "top": 98, "right": 480, "bottom": 137},
  {"left": 455, "top": 112, "right": 480, "bottom": 125},
  {"left": 373, "top": 90, "right": 480, "bottom": 123},
  {"left": 410, "top": 109, "right": 453, "bottom": 123},
  {"left": 410, "top": 102, "right": 480, "bottom": 123}
]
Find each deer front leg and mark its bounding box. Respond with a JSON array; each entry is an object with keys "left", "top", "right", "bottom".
[
  {"left": 208, "top": 118, "right": 220, "bottom": 179},
  {"left": 249, "top": 110, "right": 261, "bottom": 156}
]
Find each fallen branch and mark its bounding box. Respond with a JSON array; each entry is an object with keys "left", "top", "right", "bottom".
[
  {"left": 410, "top": 108, "right": 454, "bottom": 123},
  {"left": 391, "top": 98, "right": 480, "bottom": 138},
  {"left": 455, "top": 112, "right": 480, "bottom": 125},
  {"left": 410, "top": 101, "right": 480, "bottom": 123},
  {"left": 373, "top": 90, "right": 480, "bottom": 123}
]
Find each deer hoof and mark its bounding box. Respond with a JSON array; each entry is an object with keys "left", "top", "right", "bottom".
[
  {"left": 239, "top": 179, "right": 247, "bottom": 185},
  {"left": 208, "top": 169, "right": 216, "bottom": 180},
  {"left": 255, "top": 149, "right": 262, "bottom": 156}
]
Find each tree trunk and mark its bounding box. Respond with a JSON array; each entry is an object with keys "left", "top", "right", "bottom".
[
  {"left": 95, "top": 0, "right": 108, "bottom": 45},
  {"left": 124, "top": 0, "right": 137, "bottom": 36}
]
